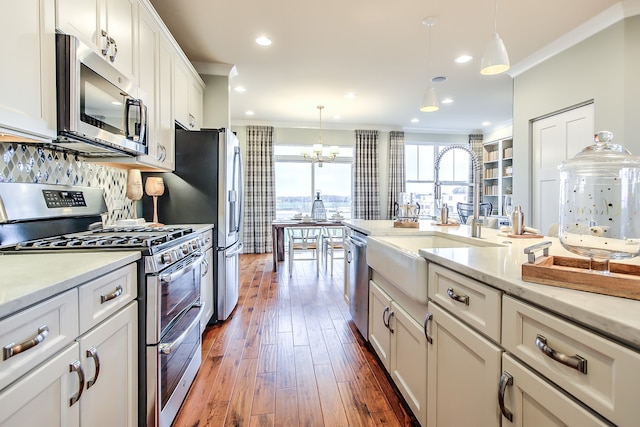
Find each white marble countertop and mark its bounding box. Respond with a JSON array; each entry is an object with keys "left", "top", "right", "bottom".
[
  {"left": 343, "top": 219, "right": 640, "bottom": 350},
  {"left": 0, "top": 251, "right": 140, "bottom": 320}
]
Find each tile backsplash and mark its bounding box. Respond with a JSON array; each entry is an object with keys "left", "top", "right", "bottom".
[{"left": 1, "top": 142, "right": 135, "bottom": 225}]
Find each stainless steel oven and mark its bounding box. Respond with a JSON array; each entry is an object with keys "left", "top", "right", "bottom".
[{"left": 0, "top": 183, "right": 211, "bottom": 427}]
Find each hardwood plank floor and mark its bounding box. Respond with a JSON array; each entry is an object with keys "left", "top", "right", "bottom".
[{"left": 174, "top": 253, "right": 419, "bottom": 427}]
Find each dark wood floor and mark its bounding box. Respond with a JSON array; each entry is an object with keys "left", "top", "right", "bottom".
[{"left": 173, "top": 253, "right": 419, "bottom": 426}]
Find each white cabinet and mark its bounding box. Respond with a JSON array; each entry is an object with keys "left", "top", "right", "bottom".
[
  {"left": 499, "top": 354, "right": 610, "bottom": 426},
  {"left": 0, "top": 264, "right": 137, "bottom": 427},
  {"left": 201, "top": 247, "right": 214, "bottom": 330},
  {"left": 57, "top": 0, "right": 137, "bottom": 80},
  {"left": 0, "top": 0, "right": 57, "bottom": 142},
  {"left": 134, "top": 1, "right": 174, "bottom": 171},
  {"left": 174, "top": 58, "right": 204, "bottom": 130},
  {"left": 425, "top": 301, "right": 502, "bottom": 427},
  {"left": 368, "top": 280, "right": 427, "bottom": 425}
]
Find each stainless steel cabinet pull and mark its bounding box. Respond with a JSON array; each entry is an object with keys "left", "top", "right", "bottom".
[
  {"left": 498, "top": 371, "right": 514, "bottom": 422},
  {"left": 100, "top": 285, "right": 123, "bottom": 304},
  {"left": 86, "top": 347, "right": 101, "bottom": 389},
  {"left": 535, "top": 334, "right": 587, "bottom": 374},
  {"left": 423, "top": 312, "right": 433, "bottom": 344},
  {"left": 108, "top": 36, "right": 118, "bottom": 62},
  {"left": 100, "top": 29, "right": 110, "bottom": 56},
  {"left": 446, "top": 287, "right": 469, "bottom": 305},
  {"left": 69, "top": 360, "right": 85, "bottom": 406},
  {"left": 387, "top": 311, "right": 395, "bottom": 334},
  {"left": 382, "top": 306, "right": 390, "bottom": 328},
  {"left": 3, "top": 325, "right": 49, "bottom": 360}
]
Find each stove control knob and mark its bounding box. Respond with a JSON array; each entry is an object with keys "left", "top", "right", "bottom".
[
  {"left": 191, "top": 241, "right": 199, "bottom": 250},
  {"left": 161, "top": 252, "right": 173, "bottom": 264},
  {"left": 182, "top": 244, "right": 189, "bottom": 255}
]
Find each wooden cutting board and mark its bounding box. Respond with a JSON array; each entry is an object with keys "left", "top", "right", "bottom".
[{"left": 521, "top": 256, "right": 640, "bottom": 300}]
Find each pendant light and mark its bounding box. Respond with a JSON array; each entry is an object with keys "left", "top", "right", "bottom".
[
  {"left": 480, "top": 0, "right": 510, "bottom": 75},
  {"left": 420, "top": 17, "right": 439, "bottom": 113},
  {"left": 301, "top": 105, "right": 339, "bottom": 167}
]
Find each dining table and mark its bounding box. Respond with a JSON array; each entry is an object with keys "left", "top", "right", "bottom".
[{"left": 271, "top": 219, "right": 344, "bottom": 272}]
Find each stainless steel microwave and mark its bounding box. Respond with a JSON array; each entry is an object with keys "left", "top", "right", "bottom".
[{"left": 54, "top": 33, "right": 148, "bottom": 157}]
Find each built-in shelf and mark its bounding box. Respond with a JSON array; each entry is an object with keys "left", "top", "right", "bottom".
[{"left": 483, "top": 137, "right": 513, "bottom": 216}]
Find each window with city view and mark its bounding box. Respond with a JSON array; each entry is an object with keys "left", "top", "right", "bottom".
[
  {"left": 405, "top": 142, "right": 471, "bottom": 219},
  {"left": 274, "top": 145, "right": 353, "bottom": 219}
]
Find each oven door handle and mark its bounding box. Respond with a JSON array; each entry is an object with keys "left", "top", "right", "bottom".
[
  {"left": 158, "top": 308, "right": 200, "bottom": 355},
  {"left": 159, "top": 251, "right": 205, "bottom": 283}
]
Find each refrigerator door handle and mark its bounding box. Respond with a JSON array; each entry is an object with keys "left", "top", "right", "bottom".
[{"left": 225, "top": 242, "right": 243, "bottom": 257}]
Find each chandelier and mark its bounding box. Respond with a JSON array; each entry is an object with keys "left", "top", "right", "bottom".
[{"left": 302, "top": 105, "right": 339, "bottom": 167}]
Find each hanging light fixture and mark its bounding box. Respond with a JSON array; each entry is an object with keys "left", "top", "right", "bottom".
[
  {"left": 480, "top": 0, "right": 510, "bottom": 75},
  {"left": 420, "top": 17, "right": 439, "bottom": 113},
  {"left": 301, "top": 105, "right": 339, "bottom": 167}
]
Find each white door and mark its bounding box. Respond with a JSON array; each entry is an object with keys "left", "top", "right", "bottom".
[{"left": 531, "top": 103, "right": 594, "bottom": 234}]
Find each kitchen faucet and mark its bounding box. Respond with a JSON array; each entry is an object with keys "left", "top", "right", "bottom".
[{"left": 434, "top": 144, "right": 482, "bottom": 237}]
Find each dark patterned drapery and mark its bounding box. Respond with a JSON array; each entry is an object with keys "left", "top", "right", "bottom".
[
  {"left": 387, "top": 131, "right": 405, "bottom": 219},
  {"left": 243, "top": 126, "right": 275, "bottom": 253},
  {"left": 353, "top": 130, "right": 380, "bottom": 220}
]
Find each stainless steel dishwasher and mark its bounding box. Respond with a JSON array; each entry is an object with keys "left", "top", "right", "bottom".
[{"left": 347, "top": 230, "right": 370, "bottom": 340}]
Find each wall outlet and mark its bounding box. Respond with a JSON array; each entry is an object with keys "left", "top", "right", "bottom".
[{"left": 112, "top": 199, "right": 125, "bottom": 211}]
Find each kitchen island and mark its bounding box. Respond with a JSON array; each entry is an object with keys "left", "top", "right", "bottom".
[{"left": 343, "top": 219, "right": 640, "bottom": 426}]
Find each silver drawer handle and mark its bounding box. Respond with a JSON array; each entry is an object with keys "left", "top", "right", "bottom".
[
  {"left": 446, "top": 287, "right": 470, "bottom": 305},
  {"left": 86, "top": 347, "right": 101, "bottom": 389},
  {"left": 382, "top": 306, "right": 390, "bottom": 328},
  {"left": 3, "top": 325, "right": 49, "bottom": 360},
  {"left": 100, "top": 285, "right": 123, "bottom": 304},
  {"left": 69, "top": 359, "right": 85, "bottom": 406},
  {"left": 498, "top": 371, "right": 514, "bottom": 422},
  {"left": 535, "top": 334, "right": 587, "bottom": 374},
  {"left": 423, "top": 312, "right": 433, "bottom": 344}
]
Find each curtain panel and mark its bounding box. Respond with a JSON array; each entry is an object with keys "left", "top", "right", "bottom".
[
  {"left": 243, "top": 126, "right": 275, "bottom": 253},
  {"left": 387, "top": 131, "right": 405, "bottom": 219},
  {"left": 468, "top": 133, "right": 484, "bottom": 204},
  {"left": 353, "top": 130, "right": 380, "bottom": 220}
]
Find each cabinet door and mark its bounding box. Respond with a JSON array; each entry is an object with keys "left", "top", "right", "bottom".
[
  {"left": 0, "top": 343, "right": 81, "bottom": 427},
  {"left": 188, "top": 77, "right": 203, "bottom": 130},
  {"left": 156, "top": 35, "right": 175, "bottom": 170},
  {"left": 0, "top": 0, "right": 57, "bottom": 141},
  {"left": 174, "top": 59, "right": 190, "bottom": 129},
  {"left": 103, "top": 0, "right": 136, "bottom": 79},
  {"left": 201, "top": 247, "right": 214, "bottom": 329},
  {"left": 500, "top": 354, "right": 610, "bottom": 427},
  {"left": 389, "top": 302, "right": 427, "bottom": 426},
  {"left": 57, "top": 0, "right": 101, "bottom": 50},
  {"left": 368, "top": 280, "right": 392, "bottom": 370},
  {"left": 427, "top": 301, "right": 502, "bottom": 427},
  {"left": 77, "top": 302, "right": 137, "bottom": 427}
]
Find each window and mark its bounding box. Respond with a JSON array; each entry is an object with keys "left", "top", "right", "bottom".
[
  {"left": 405, "top": 142, "right": 471, "bottom": 219},
  {"left": 274, "top": 145, "right": 353, "bottom": 219}
]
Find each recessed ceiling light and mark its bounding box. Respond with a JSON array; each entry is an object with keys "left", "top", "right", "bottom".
[
  {"left": 245, "top": 110, "right": 255, "bottom": 116},
  {"left": 255, "top": 36, "right": 272, "bottom": 46},
  {"left": 345, "top": 92, "right": 357, "bottom": 99},
  {"left": 234, "top": 85, "right": 246, "bottom": 92},
  {"left": 333, "top": 115, "right": 341, "bottom": 120},
  {"left": 431, "top": 76, "right": 447, "bottom": 83},
  {"left": 455, "top": 55, "right": 473, "bottom": 64},
  {"left": 111, "top": 101, "right": 121, "bottom": 105},
  {"left": 441, "top": 98, "right": 453, "bottom": 104},
  {"left": 411, "top": 118, "right": 419, "bottom": 123},
  {"left": 482, "top": 121, "right": 491, "bottom": 126}
]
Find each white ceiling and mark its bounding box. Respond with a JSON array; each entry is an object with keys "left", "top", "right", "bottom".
[{"left": 148, "top": 0, "right": 626, "bottom": 134}]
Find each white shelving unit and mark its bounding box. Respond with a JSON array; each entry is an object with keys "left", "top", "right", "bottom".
[{"left": 483, "top": 138, "right": 513, "bottom": 216}]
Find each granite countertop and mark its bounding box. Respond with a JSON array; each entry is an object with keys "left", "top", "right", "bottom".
[
  {"left": 343, "top": 219, "right": 640, "bottom": 351},
  {"left": 0, "top": 251, "right": 140, "bottom": 320}
]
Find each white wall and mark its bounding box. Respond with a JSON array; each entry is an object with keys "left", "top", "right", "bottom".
[{"left": 512, "top": 15, "right": 640, "bottom": 217}]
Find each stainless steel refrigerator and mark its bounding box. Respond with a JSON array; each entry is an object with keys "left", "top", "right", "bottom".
[{"left": 143, "top": 127, "right": 243, "bottom": 323}]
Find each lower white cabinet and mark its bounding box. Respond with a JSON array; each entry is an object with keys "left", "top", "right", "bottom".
[
  {"left": 426, "top": 301, "right": 502, "bottom": 427},
  {"left": 369, "top": 280, "right": 427, "bottom": 425},
  {"left": 201, "top": 247, "right": 214, "bottom": 330},
  {"left": 0, "top": 263, "right": 138, "bottom": 427},
  {"left": 499, "top": 354, "right": 610, "bottom": 426}
]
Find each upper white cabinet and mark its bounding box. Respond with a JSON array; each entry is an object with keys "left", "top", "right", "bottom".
[
  {"left": 174, "top": 57, "right": 204, "bottom": 131},
  {"left": 0, "top": 0, "right": 57, "bottom": 142},
  {"left": 57, "top": 0, "right": 137, "bottom": 81}
]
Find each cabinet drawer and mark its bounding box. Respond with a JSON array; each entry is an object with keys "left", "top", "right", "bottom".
[
  {"left": 428, "top": 264, "right": 501, "bottom": 342},
  {"left": 78, "top": 263, "right": 137, "bottom": 334},
  {"left": 502, "top": 295, "right": 640, "bottom": 426},
  {"left": 0, "top": 289, "right": 78, "bottom": 390}
]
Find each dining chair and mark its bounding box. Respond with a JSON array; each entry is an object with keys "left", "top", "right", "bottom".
[
  {"left": 456, "top": 201, "right": 493, "bottom": 224},
  {"left": 286, "top": 227, "right": 322, "bottom": 277},
  {"left": 322, "top": 226, "right": 346, "bottom": 276}
]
